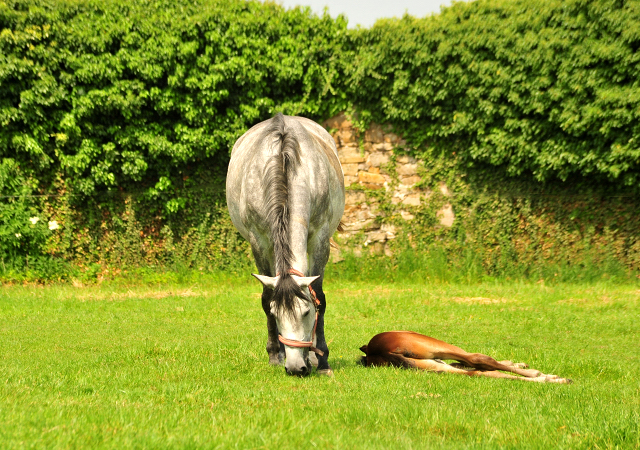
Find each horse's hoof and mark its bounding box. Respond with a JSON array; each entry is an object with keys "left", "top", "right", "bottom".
[
  {"left": 269, "top": 356, "right": 282, "bottom": 366},
  {"left": 317, "top": 368, "right": 334, "bottom": 377}
]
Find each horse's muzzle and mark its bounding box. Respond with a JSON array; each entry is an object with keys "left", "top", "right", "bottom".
[{"left": 285, "top": 363, "right": 310, "bottom": 377}]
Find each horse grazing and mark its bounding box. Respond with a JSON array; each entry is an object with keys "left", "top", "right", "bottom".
[
  {"left": 226, "top": 113, "right": 345, "bottom": 376},
  {"left": 360, "top": 331, "right": 572, "bottom": 383}
]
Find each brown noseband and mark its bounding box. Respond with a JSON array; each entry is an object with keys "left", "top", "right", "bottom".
[{"left": 277, "top": 269, "right": 324, "bottom": 356}]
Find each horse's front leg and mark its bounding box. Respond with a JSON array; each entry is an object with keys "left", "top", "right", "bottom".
[
  {"left": 306, "top": 230, "right": 334, "bottom": 375},
  {"left": 261, "top": 288, "right": 285, "bottom": 365},
  {"left": 310, "top": 279, "right": 332, "bottom": 375}
]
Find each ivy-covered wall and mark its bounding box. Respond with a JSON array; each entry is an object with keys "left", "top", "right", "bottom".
[
  {"left": 1, "top": 0, "right": 639, "bottom": 281},
  {"left": 327, "top": 114, "right": 640, "bottom": 282}
]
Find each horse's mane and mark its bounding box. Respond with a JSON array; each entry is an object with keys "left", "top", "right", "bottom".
[{"left": 262, "top": 113, "right": 306, "bottom": 315}]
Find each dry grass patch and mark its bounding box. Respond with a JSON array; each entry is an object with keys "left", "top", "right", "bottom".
[{"left": 450, "top": 296, "right": 510, "bottom": 305}]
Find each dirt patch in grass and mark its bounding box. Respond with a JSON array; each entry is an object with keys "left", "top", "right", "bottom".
[{"left": 450, "top": 296, "right": 510, "bottom": 305}]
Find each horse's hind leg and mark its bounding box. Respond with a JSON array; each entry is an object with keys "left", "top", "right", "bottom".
[{"left": 309, "top": 274, "right": 332, "bottom": 374}]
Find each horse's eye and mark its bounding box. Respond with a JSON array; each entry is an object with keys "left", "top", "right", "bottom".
[{"left": 302, "top": 307, "right": 311, "bottom": 317}]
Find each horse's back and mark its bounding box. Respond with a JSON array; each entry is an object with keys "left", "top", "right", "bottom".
[{"left": 226, "top": 114, "right": 345, "bottom": 243}]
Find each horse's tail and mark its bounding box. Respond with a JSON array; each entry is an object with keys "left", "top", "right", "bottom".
[{"left": 262, "top": 113, "right": 305, "bottom": 313}]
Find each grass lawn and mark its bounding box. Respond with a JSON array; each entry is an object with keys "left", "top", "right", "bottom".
[{"left": 1, "top": 276, "right": 638, "bottom": 449}]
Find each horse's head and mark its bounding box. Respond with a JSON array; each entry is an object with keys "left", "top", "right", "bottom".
[{"left": 253, "top": 273, "right": 320, "bottom": 376}]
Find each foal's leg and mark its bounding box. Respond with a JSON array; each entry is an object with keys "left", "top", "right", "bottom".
[
  {"left": 450, "top": 360, "right": 529, "bottom": 370},
  {"left": 401, "top": 356, "right": 570, "bottom": 383}
]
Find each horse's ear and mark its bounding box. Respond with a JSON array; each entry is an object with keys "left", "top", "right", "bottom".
[
  {"left": 252, "top": 274, "right": 279, "bottom": 289},
  {"left": 359, "top": 345, "right": 368, "bottom": 354},
  {"left": 291, "top": 275, "right": 320, "bottom": 288}
]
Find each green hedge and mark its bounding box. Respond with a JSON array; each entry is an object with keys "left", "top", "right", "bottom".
[
  {"left": 345, "top": 0, "right": 640, "bottom": 185},
  {"left": 1, "top": 0, "right": 347, "bottom": 206}
]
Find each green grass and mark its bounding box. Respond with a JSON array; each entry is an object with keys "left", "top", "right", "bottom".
[{"left": 1, "top": 276, "right": 639, "bottom": 449}]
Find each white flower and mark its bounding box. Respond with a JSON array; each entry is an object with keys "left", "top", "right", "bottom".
[
  {"left": 48, "top": 221, "right": 59, "bottom": 230},
  {"left": 15, "top": 233, "right": 21, "bottom": 238},
  {"left": 29, "top": 217, "right": 39, "bottom": 225}
]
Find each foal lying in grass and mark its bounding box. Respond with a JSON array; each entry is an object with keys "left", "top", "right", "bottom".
[{"left": 360, "top": 331, "right": 572, "bottom": 384}]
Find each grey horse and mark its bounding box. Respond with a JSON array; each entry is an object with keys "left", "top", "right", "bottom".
[{"left": 226, "top": 113, "right": 345, "bottom": 376}]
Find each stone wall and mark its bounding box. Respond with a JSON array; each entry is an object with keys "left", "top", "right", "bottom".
[{"left": 323, "top": 113, "right": 454, "bottom": 259}]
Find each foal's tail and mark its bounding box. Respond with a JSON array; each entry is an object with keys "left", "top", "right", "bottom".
[{"left": 262, "top": 113, "right": 305, "bottom": 313}]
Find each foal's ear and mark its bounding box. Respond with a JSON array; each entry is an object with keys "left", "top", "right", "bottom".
[
  {"left": 252, "top": 274, "right": 279, "bottom": 289},
  {"left": 359, "top": 345, "right": 369, "bottom": 354},
  {"left": 291, "top": 275, "right": 320, "bottom": 289}
]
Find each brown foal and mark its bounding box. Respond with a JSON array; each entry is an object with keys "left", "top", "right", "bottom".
[{"left": 360, "top": 331, "right": 571, "bottom": 383}]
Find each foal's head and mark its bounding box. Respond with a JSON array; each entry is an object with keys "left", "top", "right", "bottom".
[{"left": 253, "top": 273, "right": 319, "bottom": 376}]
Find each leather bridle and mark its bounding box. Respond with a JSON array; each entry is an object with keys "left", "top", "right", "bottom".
[{"left": 277, "top": 268, "right": 324, "bottom": 356}]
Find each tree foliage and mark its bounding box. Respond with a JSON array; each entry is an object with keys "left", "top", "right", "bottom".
[
  {"left": 0, "top": 0, "right": 347, "bottom": 204},
  {"left": 346, "top": 0, "right": 640, "bottom": 185}
]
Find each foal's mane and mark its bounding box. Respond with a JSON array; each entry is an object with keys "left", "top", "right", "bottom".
[{"left": 262, "top": 113, "right": 306, "bottom": 314}]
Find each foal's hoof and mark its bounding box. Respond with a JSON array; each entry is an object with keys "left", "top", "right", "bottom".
[
  {"left": 317, "top": 368, "right": 334, "bottom": 377},
  {"left": 545, "top": 374, "right": 573, "bottom": 384}
]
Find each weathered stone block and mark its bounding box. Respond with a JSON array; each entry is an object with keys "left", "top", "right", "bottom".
[
  {"left": 368, "top": 152, "right": 390, "bottom": 167},
  {"left": 399, "top": 175, "right": 421, "bottom": 186},
  {"left": 345, "top": 191, "right": 366, "bottom": 205},
  {"left": 396, "top": 155, "right": 417, "bottom": 164},
  {"left": 372, "top": 142, "right": 393, "bottom": 152},
  {"left": 344, "top": 175, "right": 358, "bottom": 186},
  {"left": 366, "top": 231, "right": 387, "bottom": 243},
  {"left": 402, "top": 193, "right": 421, "bottom": 206},
  {"left": 342, "top": 163, "right": 359, "bottom": 176},
  {"left": 400, "top": 211, "right": 415, "bottom": 221},
  {"left": 338, "top": 128, "right": 356, "bottom": 145},
  {"left": 340, "top": 156, "right": 366, "bottom": 164},
  {"left": 397, "top": 163, "right": 419, "bottom": 176},
  {"left": 358, "top": 171, "right": 385, "bottom": 184},
  {"left": 437, "top": 203, "right": 455, "bottom": 227},
  {"left": 381, "top": 223, "right": 397, "bottom": 239},
  {"left": 384, "top": 133, "right": 400, "bottom": 144},
  {"left": 342, "top": 218, "right": 380, "bottom": 232},
  {"left": 323, "top": 113, "right": 351, "bottom": 130},
  {"left": 338, "top": 144, "right": 360, "bottom": 156},
  {"left": 365, "top": 124, "right": 383, "bottom": 142}
]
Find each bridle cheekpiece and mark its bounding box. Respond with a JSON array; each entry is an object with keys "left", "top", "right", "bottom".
[{"left": 277, "top": 268, "right": 324, "bottom": 356}]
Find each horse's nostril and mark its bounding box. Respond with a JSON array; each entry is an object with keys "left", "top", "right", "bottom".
[{"left": 285, "top": 365, "right": 309, "bottom": 376}]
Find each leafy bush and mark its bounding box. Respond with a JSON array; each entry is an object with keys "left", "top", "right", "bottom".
[
  {"left": 0, "top": 0, "right": 348, "bottom": 215},
  {"left": 345, "top": 0, "right": 640, "bottom": 185}
]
